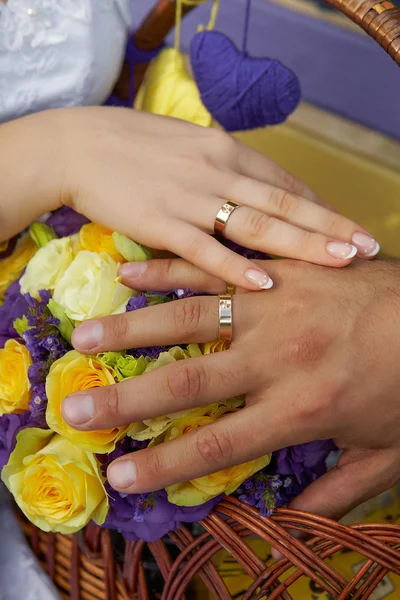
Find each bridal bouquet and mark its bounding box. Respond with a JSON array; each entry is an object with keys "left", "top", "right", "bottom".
[{"left": 0, "top": 208, "right": 334, "bottom": 541}]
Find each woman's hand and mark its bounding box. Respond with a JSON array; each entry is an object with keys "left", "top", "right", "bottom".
[
  {"left": 1, "top": 107, "right": 379, "bottom": 290},
  {"left": 64, "top": 257, "right": 400, "bottom": 522}
]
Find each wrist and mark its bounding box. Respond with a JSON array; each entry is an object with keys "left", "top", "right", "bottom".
[{"left": 0, "top": 110, "right": 64, "bottom": 241}]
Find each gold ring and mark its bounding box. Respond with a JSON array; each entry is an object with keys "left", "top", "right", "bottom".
[
  {"left": 214, "top": 201, "right": 241, "bottom": 236},
  {"left": 226, "top": 284, "right": 236, "bottom": 295},
  {"left": 218, "top": 294, "right": 233, "bottom": 341}
]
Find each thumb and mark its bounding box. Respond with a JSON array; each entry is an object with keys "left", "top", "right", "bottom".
[{"left": 271, "top": 447, "right": 400, "bottom": 561}]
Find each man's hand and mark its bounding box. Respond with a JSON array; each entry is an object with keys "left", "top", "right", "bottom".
[{"left": 64, "top": 258, "right": 400, "bottom": 521}]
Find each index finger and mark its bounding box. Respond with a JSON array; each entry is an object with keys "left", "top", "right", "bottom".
[{"left": 106, "top": 398, "right": 311, "bottom": 495}]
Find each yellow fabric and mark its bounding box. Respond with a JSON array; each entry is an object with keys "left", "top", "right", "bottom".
[
  {"left": 134, "top": 47, "right": 212, "bottom": 127},
  {"left": 134, "top": 0, "right": 219, "bottom": 127}
]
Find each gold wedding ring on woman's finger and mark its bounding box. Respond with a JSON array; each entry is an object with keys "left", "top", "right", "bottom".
[{"left": 214, "top": 201, "right": 241, "bottom": 236}]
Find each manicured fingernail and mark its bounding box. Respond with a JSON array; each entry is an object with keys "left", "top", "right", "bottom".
[
  {"left": 72, "top": 321, "right": 103, "bottom": 350},
  {"left": 108, "top": 461, "right": 137, "bottom": 490},
  {"left": 62, "top": 394, "right": 94, "bottom": 425},
  {"left": 326, "top": 242, "right": 357, "bottom": 260},
  {"left": 119, "top": 262, "right": 148, "bottom": 278},
  {"left": 352, "top": 232, "right": 380, "bottom": 258},
  {"left": 244, "top": 269, "right": 273, "bottom": 290}
]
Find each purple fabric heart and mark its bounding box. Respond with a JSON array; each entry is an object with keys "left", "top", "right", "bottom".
[{"left": 190, "top": 30, "right": 301, "bottom": 132}]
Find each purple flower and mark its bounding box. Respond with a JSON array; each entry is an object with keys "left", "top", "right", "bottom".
[
  {"left": 21, "top": 292, "right": 70, "bottom": 426},
  {"left": 274, "top": 440, "right": 336, "bottom": 484},
  {"left": 103, "top": 487, "right": 219, "bottom": 542},
  {"left": 0, "top": 280, "right": 29, "bottom": 348},
  {"left": 46, "top": 206, "right": 89, "bottom": 237},
  {"left": 0, "top": 412, "right": 30, "bottom": 472},
  {"left": 126, "top": 294, "right": 147, "bottom": 312},
  {"left": 99, "top": 437, "right": 220, "bottom": 541},
  {"left": 223, "top": 239, "right": 269, "bottom": 261}
]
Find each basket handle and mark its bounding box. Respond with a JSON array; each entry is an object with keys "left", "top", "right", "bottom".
[
  {"left": 132, "top": 1, "right": 400, "bottom": 64},
  {"left": 323, "top": 0, "right": 400, "bottom": 64}
]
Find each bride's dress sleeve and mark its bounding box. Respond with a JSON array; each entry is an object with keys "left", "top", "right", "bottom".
[
  {"left": 0, "top": 485, "right": 61, "bottom": 600},
  {"left": 0, "top": 2, "right": 133, "bottom": 598},
  {"left": 0, "top": 0, "right": 132, "bottom": 124}
]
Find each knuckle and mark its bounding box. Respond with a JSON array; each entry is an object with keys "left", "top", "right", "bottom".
[
  {"left": 292, "top": 386, "right": 328, "bottom": 426},
  {"left": 186, "top": 236, "right": 207, "bottom": 262},
  {"left": 279, "top": 169, "right": 305, "bottom": 197},
  {"left": 296, "top": 228, "right": 313, "bottom": 254},
  {"left": 160, "top": 258, "right": 176, "bottom": 280},
  {"left": 243, "top": 210, "right": 273, "bottom": 241},
  {"left": 284, "top": 327, "right": 328, "bottom": 369},
  {"left": 270, "top": 189, "right": 298, "bottom": 219},
  {"left": 210, "top": 129, "right": 237, "bottom": 155},
  {"left": 102, "top": 383, "right": 122, "bottom": 418},
  {"left": 143, "top": 450, "right": 164, "bottom": 483},
  {"left": 110, "top": 314, "right": 129, "bottom": 342},
  {"left": 325, "top": 214, "right": 346, "bottom": 239},
  {"left": 165, "top": 363, "right": 204, "bottom": 404},
  {"left": 172, "top": 299, "right": 202, "bottom": 333},
  {"left": 194, "top": 426, "right": 233, "bottom": 467}
]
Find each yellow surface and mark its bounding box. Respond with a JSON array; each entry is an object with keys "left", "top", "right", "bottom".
[{"left": 236, "top": 125, "right": 400, "bottom": 258}]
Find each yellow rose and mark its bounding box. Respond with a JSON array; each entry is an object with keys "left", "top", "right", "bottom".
[
  {"left": 128, "top": 348, "right": 243, "bottom": 443},
  {"left": 46, "top": 350, "right": 128, "bottom": 453},
  {"left": 188, "top": 340, "right": 230, "bottom": 357},
  {"left": 79, "top": 223, "right": 124, "bottom": 263},
  {"left": 20, "top": 237, "right": 74, "bottom": 299},
  {"left": 165, "top": 406, "right": 271, "bottom": 507},
  {"left": 128, "top": 347, "right": 195, "bottom": 442},
  {"left": 53, "top": 250, "right": 132, "bottom": 322},
  {"left": 0, "top": 340, "right": 32, "bottom": 415},
  {"left": 0, "top": 235, "right": 36, "bottom": 301},
  {"left": 2, "top": 428, "right": 108, "bottom": 534}
]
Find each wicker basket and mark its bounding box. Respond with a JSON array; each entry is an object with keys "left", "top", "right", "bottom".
[
  {"left": 17, "top": 2, "right": 400, "bottom": 599},
  {"left": 18, "top": 498, "right": 400, "bottom": 600}
]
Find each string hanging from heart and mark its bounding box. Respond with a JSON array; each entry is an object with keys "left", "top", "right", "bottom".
[
  {"left": 190, "top": 0, "right": 302, "bottom": 132},
  {"left": 134, "top": 0, "right": 218, "bottom": 127}
]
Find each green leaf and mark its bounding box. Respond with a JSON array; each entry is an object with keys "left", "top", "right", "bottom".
[
  {"left": 145, "top": 293, "right": 172, "bottom": 307},
  {"left": 48, "top": 299, "right": 74, "bottom": 344},
  {"left": 112, "top": 233, "right": 153, "bottom": 262},
  {"left": 29, "top": 223, "right": 57, "bottom": 248},
  {"left": 13, "top": 315, "right": 32, "bottom": 337}
]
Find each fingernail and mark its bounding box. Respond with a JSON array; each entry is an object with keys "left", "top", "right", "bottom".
[
  {"left": 108, "top": 461, "right": 137, "bottom": 490},
  {"left": 326, "top": 242, "right": 357, "bottom": 260},
  {"left": 72, "top": 321, "right": 103, "bottom": 351},
  {"left": 244, "top": 269, "right": 273, "bottom": 290},
  {"left": 352, "top": 232, "right": 380, "bottom": 258},
  {"left": 119, "top": 262, "right": 148, "bottom": 278},
  {"left": 62, "top": 394, "right": 94, "bottom": 425}
]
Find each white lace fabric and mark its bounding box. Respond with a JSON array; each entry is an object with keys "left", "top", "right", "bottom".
[
  {"left": 0, "top": 0, "right": 132, "bottom": 123},
  {"left": 0, "top": 3, "right": 132, "bottom": 598}
]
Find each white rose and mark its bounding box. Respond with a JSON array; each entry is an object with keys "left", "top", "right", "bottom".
[
  {"left": 53, "top": 251, "right": 132, "bottom": 322},
  {"left": 20, "top": 238, "right": 74, "bottom": 298}
]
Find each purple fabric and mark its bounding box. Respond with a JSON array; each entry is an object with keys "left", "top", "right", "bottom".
[
  {"left": 0, "top": 412, "right": 30, "bottom": 472},
  {"left": 0, "top": 280, "right": 29, "bottom": 348},
  {"left": 46, "top": 207, "right": 89, "bottom": 237},
  {"left": 191, "top": 30, "right": 300, "bottom": 132}
]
